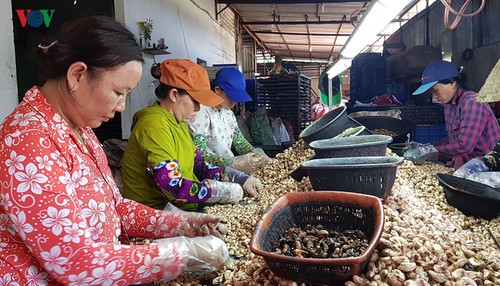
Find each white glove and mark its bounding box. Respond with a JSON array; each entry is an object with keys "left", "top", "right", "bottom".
[
  {"left": 242, "top": 176, "right": 263, "bottom": 198},
  {"left": 204, "top": 179, "right": 243, "bottom": 204},
  {"left": 465, "top": 171, "right": 500, "bottom": 188},
  {"left": 153, "top": 235, "right": 229, "bottom": 280},
  {"left": 453, "top": 157, "right": 489, "bottom": 178}
]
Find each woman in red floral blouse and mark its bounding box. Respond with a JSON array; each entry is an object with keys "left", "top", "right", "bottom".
[{"left": 0, "top": 15, "right": 228, "bottom": 285}]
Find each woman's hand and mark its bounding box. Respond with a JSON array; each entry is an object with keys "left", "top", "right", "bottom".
[
  {"left": 163, "top": 203, "right": 227, "bottom": 238},
  {"left": 153, "top": 235, "right": 229, "bottom": 278}
]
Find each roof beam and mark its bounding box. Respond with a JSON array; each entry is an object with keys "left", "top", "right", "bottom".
[
  {"left": 272, "top": 49, "right": 336, "bottom": 54},
  {"left": 253, "top": 31, "right": 350, "bottom": 37},
  {"left": 273, "top": 5, "right": 295, "bottom": 60},
  {"left": 218, "top": 0, "right": 369, "bottom": 3},
  {"left": 328, "top": 14, "right": 346, "bottom": 62},
  {"left": 265, "top": 41, "right": 341, "bottom": 47},
  {"left": 242, "top": 25, "right": 273, "bottom": 53},
  {"left": 241, "top": 20, "right": 351, "bottom": 25}
]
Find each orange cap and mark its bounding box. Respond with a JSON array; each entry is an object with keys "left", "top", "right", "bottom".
[{"left": 160, "top": 59, "right": 223, "bottom": 107}]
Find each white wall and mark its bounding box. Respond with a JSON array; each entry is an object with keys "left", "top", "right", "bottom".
[
  {"left": 0, "top": 0, "right": 19, "bottom": 122},
  {"left": 117, "top": 0, "right": 237, "bottom": 138},
  {"left": 0, "top": 0, "right": 236, "bottom": 138}
]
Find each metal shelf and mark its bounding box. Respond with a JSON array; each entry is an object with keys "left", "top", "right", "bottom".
[{"left": 142, "top": 49, "right": 171, "bottom": 55}]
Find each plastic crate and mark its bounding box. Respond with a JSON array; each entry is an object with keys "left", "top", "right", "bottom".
[
  {"left": 400, "top": 107, "right": 445, "bottom": 125},
  {"left": 412, "top": 124, "right": 447, "bottom": 144},
  {"left": 250, "top": 191, "right": 384, "bottom": 285},
  {"left": 386, "top": 82, "right": 407, "bottom": 104},
  {"left": 301, "top": 156, "right": 404, "bottom": 198},
  {"left": 350, "top": 53, "right": 386, "bottom": 103}
]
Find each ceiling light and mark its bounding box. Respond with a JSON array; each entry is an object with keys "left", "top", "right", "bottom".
[
  {"left": 283, "top": 58, "right": 329, "bottom": 63},
  {"left": 341, "top": 0, "right": 414, "bottom": 59},
  {"left": 326, "top": 58, "right": 352, "bottom": 79}
]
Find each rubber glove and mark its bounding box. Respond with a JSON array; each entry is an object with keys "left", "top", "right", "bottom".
[
  {"left": 230, "top": 150, "right": 270, "bottom": 174},
  {"left": 153, "top": 235, "right": 229, "bottom": 280},
  {"left": 162, "top": 203, "right": 226, "bottom": 238},
  {"left": 223, "top": 166, "right": 263, "bottom": 198},
  {"left": 403, "top": 143, "right": 438, "bottom": 162},
  {"left": 465, "top": 171, "right": 500, "bottom": 188},
  {"left": 242, "top": 176, "right": 263, "bottom": 198},
  {"left": 452, "top": 157, "right": 489, "bottom": 178},
  {"left": 253, "top": 148, "right": 272, "bottom": 166},
  {"left": 204, "top": 179, "right": 243, "bottom": 204}
]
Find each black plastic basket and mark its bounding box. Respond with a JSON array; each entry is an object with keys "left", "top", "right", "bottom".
[
  {"left": 352, "top": 116, "right": 411, "bottom": 143},
  {"left": 436, "top": 173, "right": 500, "bottom": 219},
  {"left": 299, "top": 106, "right": 372, "bottom": 144},
  {"left": 302, "top": 156, "right": 404, "bottom": 198},
  {"left": 250, "top": 191, "right": 384, "bottom": 285},
  {"left": 388, "top": 142, "right": 407, "bottom": 156},
  {"left": 309, "top": 135, "right": 393, "bottom": 158}
]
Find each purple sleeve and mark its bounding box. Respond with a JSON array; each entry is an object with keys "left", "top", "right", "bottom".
[
  {"left": 152, "top": 160, "right": 213, "bottom": 203},
  {"left": 193, "top": 149, "right": 226, "bottom": 180}
]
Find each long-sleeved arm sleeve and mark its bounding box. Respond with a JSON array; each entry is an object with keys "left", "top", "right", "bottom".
[
  {"left": 232, "top": 126, "right": 255, "bottom": 155},
  {"left": 115, "top": 196, "right": 184, "bottom": 238},
  {"left": 152, "top": 159, "right": 215, "bottom": 204}
]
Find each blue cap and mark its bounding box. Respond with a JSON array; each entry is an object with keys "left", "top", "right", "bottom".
[
  {"left": 413, "top": 60, "right": 459, "bottom": 95},
  {"left": 215, "top": 68, "right": 252, "bottom": 102}
]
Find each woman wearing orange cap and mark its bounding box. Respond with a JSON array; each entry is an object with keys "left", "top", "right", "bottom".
[{"left": 122, "top": 59, "right": 254, "bottom": 211}]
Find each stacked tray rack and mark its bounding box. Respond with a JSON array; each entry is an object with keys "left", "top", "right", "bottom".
[{"left": 256, "top": 73, "right": 312, "bottom": 139}]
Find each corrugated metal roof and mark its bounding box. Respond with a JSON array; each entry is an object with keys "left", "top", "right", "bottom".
[{"left": 217, "top": 0, "right": 431, "bottom": 67}]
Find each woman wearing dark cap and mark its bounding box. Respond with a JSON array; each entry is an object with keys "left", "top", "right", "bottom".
[
  {"left": 410, "top": 60, "right": 500, "bottom": 169},
  {"left": 0, "top": 16, "right": 228, "bottom": 285},
  {"left": 453, "top": 58, "right": 500, "bottom": 186},
  {"left": 189, "top": 68, "right": 269, "bottom": 197},
  {"left": 122, "top": 60, "right": 255, "bottom": 211}
]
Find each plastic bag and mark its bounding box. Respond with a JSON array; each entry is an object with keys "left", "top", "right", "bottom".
[
  {"left": 270, "top": 117, "right": 290, "bottom": 145},
  {"left": 465, "top": 172, "right": 500, "bottom": 188},
  {"left": 250, "top": 108, "right": 277, "bottom": 145},
  {"left": 452, "top": 157, "right": 489, "bottom": 178},
  {"left": 403, "top": 142, "right": 438, "bottom": 162},
  {"left": 236, "top": 114, "right": 253, "bottom": 143}
]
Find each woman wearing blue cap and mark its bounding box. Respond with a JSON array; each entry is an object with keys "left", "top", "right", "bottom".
[
  {"left": 189, "top": 68, "right": 270, "bottom": 197},
  {"left": 411, "top": 60, "right": 500, "bottom": 169}
]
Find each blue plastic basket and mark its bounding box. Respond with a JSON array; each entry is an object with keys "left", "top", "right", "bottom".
[{"left": 412, "top": 124, "right": 447, "bottom": 144}]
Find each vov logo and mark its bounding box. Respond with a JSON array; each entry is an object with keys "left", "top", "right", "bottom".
[{"left": 15, "top": 9, "right": 55, "bottom": 28}]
